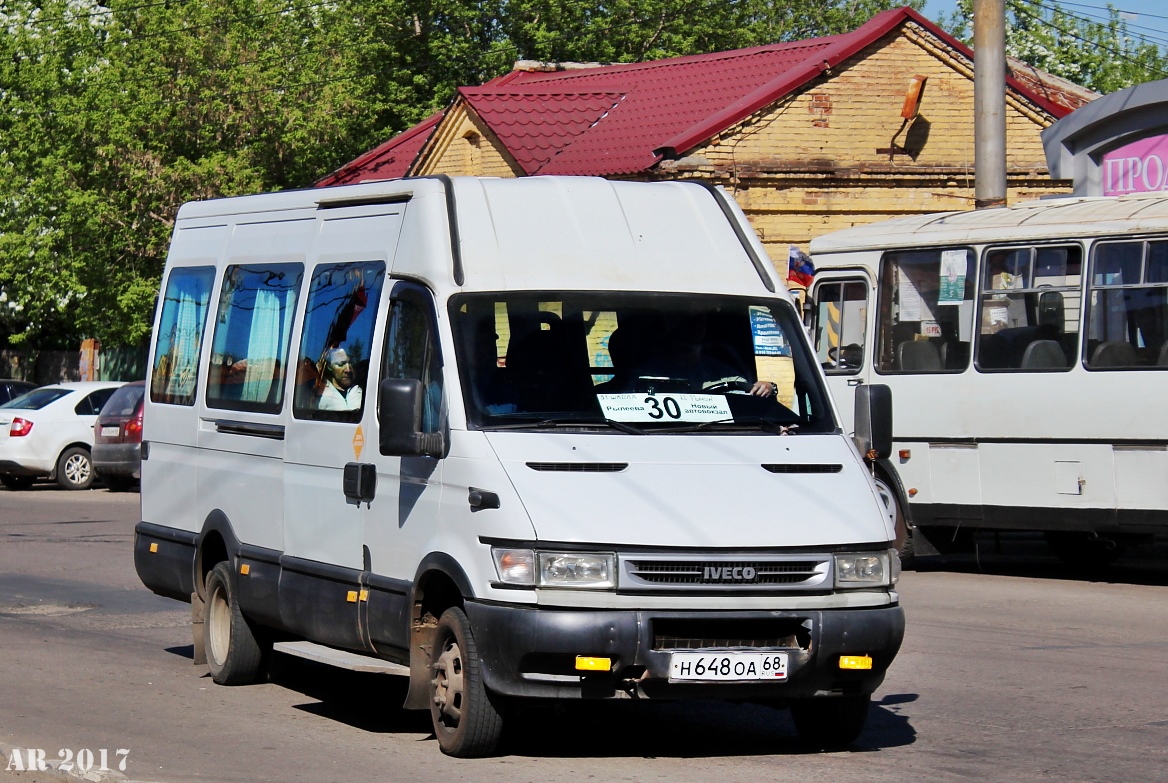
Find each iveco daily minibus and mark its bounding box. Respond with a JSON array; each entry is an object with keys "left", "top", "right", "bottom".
[{"left": 135, "top": 176, "right": 904, "bottom": 757}]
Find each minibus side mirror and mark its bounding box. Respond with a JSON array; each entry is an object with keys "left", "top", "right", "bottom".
[
  {"left": 854, "top": 383, "right": 893, "bottom": 460},
  {"left": 378, "top": 378, "right": 444, "bottom": 458}
]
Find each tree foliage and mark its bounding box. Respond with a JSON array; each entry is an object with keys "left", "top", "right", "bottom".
[
  {"left": 0, "top": 0, "right": 917, "bottom": 347},
  {"left": 943, "top": 0, "right": 1168, "bottom": 95}
]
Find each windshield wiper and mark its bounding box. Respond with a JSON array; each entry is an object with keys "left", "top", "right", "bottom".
[
  {"left": 482, "top": 416, "right": 646, "bottom": 435},
  {"left": 665, "top": 417, "right": 800, "bottom": 435}
]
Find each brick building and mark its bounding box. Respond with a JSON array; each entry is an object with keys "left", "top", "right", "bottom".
[{"left": 318, "top": 6, "right": 1094, "bottom": 263}]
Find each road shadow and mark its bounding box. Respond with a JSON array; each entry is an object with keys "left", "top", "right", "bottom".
[
  {"left": 261, "top": 648, "right": 918, "bottom": 758},
  {"left": 912, "top": 531, "right": 1168, "bottom": 587}
]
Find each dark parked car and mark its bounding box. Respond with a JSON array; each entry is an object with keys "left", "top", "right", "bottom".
[
  {"left": 93, "top": 381, "right": 145, "bottom": 491},
  {"left": 0, "top": 380, "right": 36, "bottom": 406}
]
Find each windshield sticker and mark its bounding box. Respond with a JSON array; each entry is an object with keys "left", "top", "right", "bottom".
[
  {"left": 939, "top": 249, "right": 967, "bottom": 305},
  {"left": 749, "top": 306, "right": 791, "bottom": 356},
  {"left": 597, "top": 393, "right": 733, "bottom": 422}
]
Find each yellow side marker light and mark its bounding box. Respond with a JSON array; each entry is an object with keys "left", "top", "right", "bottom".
[
  {"left": 359, "top": 590, "right": 369, "bottom": 602},
  {"left": 239, "top": 564, "right": 250, "bottom": 575},
  {"left": 346, "top": 591, "right": 359, "bottom": 603},
  {"left": 149, "top": 543, "right": 158, "bottom": 553},
  {"left": 839, "top": 655, "right": 873, "bottom": 670},
  {"left": 575, "top": 656, "right": 612, "bottom": 672}
]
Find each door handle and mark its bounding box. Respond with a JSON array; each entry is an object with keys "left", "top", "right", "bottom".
[{"left": 847, "top": 378, "right": 864, "bottom": 386}]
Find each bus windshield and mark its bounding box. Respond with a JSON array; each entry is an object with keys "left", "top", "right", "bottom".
[{"left": 449, "top": 292, "right": 835, "bottom": 433}]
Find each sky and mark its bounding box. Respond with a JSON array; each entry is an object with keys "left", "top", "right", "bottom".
[{"left": 921, "top": 0, "right": 1168, "bottom": 52}]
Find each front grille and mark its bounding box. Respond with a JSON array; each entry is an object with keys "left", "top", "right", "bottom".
[
  {"left": 761, "top": 463, "right": 843, "bottom": 474},
  {"left": 621, "top": 554, "right": 830, "bottom": 592},
  {"left": 526, "top": 462, "right": 628, "bottom": 472},
  {"left": 652, "top": 619, "right": 811, "bottom": 651}
]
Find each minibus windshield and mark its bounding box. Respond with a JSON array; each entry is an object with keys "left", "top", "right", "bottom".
[{"left": 450, "top": 292, "right": 835, "bottom": 433}]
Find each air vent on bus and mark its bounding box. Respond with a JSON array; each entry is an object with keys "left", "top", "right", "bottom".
[
  {"left": 526, "top": 462, "right": 628, "bottom": 472},
  {"left": 761, "top": 464, "right": 843, "bottom": 474}
]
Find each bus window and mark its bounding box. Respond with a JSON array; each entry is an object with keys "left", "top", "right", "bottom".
[
  {"left": 976, "top": 245, "right": 1081, "bottom": 372},
  {"left": 206, "top": 264, "right": 304, "bottom": 414},
  {"left": 1086, "top": 239, "right": 1168, "bottom": 369},
  {"left": 876, "top": 249, "right": 975, "bottom": 374},
  {"left": 813, "top": 280, "right": 867, "bottom": 374}
]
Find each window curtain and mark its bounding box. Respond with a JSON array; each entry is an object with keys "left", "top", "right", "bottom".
[{"left": 242, "top": 288, "right": 284, "bottom": 403}]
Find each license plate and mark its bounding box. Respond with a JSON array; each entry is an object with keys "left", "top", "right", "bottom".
[
  {"left": 669, "top": 652, "right": 788, "bottom": 681},
  {"left": 101, "top": 426, "right": 120, "bottom": 437}
]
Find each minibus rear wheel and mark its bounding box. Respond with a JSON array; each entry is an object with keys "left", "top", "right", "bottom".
[
  {"left": 790, "top": 693, "right": 870, "bottom": 750},
  {"left": 204, "top": 562, "right": 264, "bottom": 686},
  {"left": 429, "top": 606, "right": 504, "bottom": 757}
]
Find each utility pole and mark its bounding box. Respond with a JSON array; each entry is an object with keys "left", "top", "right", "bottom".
[{"left": 974, "top": 0, "right": 1007, "bottom": 208}]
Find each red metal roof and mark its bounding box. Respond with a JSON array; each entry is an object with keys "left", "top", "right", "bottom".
[
  {"left": 329, "top": 7, "right": 1089, "bottom": 181},
  {"left": 314, "top": 111, "right": 443, "bottom": 187}
]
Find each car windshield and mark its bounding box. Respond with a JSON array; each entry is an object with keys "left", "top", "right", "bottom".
[
  {"left": 0, "top": 387, "right": 71, "bottom": 410},
  {"left": 449, "top": 292, "right": 835, "bottom": 433}
]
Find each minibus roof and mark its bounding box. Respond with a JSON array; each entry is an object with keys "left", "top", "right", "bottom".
[
  {"left": 175, "top": 176, "right": 784, "bottom": 298},
  {"left": 810, "top": 192, "right": 1168, "bottom": 255}
]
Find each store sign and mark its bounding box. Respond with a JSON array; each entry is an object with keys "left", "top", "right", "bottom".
[{"left": 1102, "top": 135, "right": 1168, "bottom": 196}]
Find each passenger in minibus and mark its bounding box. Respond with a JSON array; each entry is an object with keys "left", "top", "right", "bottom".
[{"left": 317, "top": 348, "right": 363, "bottom": 411}]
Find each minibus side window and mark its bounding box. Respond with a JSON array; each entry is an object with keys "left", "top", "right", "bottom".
[
  {"left": 151, "top": 266, "right": 215, "bottom": 406},
  {"left": 292, "top": 262, "right": 386, "bottom": 422},
  {"left": 975, "top": 245, "right": 1081, "bottom": 372},
  {"left": 813, "top": 281, "right": 867, "bottom": 374},
  {"left": 206, "top": 264, "right": 304, "bottom": 414},
  {"left": 382, "top": 287, "right": 444, "bottom": 433},
  {"left": 876, "top": 249, "right": 975, "bottom": 373},
  {"left": 1085, "top": 239, "right": 1168, "bottom": 369}
]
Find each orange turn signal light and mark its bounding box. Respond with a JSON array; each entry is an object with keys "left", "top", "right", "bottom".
[
  {"left": 839, "top": 655, "right": 873, "bottom": 670},
  {"left": 575, "top": 656, "right": 612, "bottom": 672}
]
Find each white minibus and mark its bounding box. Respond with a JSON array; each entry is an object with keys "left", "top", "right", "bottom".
[
  {"left": 808, "top": 193, "right": 1168, "bottom": 565},
  {"left": 135, "top": 176, "right": 904, "bottom": 757}
]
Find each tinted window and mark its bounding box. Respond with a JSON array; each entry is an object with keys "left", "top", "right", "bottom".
[
  {"left": 0, "top": 387, "right": 70, "bottom": 410},
  {"left": 206, "top": 264, "right": 304, "bottom": 414},
  {"left": 292, "top": 262, "right": 386, "bottom": 423},
  {"left": 876, "top": 249, "right": 975, "bottom": 373},
  {"left": 384, "top": 287, "right": 444, "bottom": 434},
  {"left": 151, "top": 266, "right": 216, "bottom": 406},
  {"left": 99, "top": 384, "right": 146, "bottom": 419},
  {"left": 74, "top": 388, "right": 118, "bottom": 417},
  {"left": 1086, "top": 239, "right": 1168, "bottom": 369},
  {"left": 976, "top": 245, "right": 1081, "bottom": 372}
]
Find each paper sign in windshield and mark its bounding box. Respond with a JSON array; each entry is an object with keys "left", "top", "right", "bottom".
[{"left": 598, "top": 393, "right": 732, "bottom": 422}]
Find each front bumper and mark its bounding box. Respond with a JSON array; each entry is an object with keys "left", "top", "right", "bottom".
[{"left": 465, "top": 601, "right": 904, "bottom": 701}]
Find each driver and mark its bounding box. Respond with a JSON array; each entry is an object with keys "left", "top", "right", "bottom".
[{"left": 634, "top": 314, "right": 775, "bottom": 397}]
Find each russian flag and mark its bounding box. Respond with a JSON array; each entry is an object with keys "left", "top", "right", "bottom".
[{"left": 788, "top": 245, "right": 815, "bottom": 288}]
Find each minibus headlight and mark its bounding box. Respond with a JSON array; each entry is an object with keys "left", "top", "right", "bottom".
[
  {"left": 834, "top": 552, "right": 891, "bottom": 588},
  {"left": 492, "top": 548, "right": 535, "bottom": 585},
  {"left": 538, "top": 552, "right": 616, "bottom": 589}
]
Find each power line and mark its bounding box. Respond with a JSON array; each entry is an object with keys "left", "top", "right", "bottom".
[
  {"left": 1028, "top": 0, "right": 1168, "bottom": 50},
  {"left": 1055, "top": 1, "right": 1168, "bottom": 24},
  {"left": 1007, "top": 0, "right": 1168, "bottom": 79}
]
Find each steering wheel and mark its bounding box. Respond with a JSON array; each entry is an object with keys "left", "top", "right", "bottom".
[{"left": 701, "top": 380, "right": 755, "bottom": 395}]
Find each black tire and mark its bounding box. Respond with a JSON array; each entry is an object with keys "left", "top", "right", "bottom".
[
  {"left": 791, "top": 694, "right": 871, "bottom": 750},
  {"left": 874, "top": 475, "right": 914, "bottom": 570},
  {"left": 429, "top": 606, "right": 504, "bottom": 757},
  {"left": 56, "top": 447, "right": 93, "bottom": 490},
  {"left": 204, "top": 562, "right": 265, "bottom": 685},
  {"left": 0, "top": 475, "right": 34, "bottom": 491}
]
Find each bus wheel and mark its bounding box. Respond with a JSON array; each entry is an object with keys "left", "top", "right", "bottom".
[
  {"left": 874, "top": 476, "right": 914, "bottom": 569},
  {"left": 791, "top": 694, "right": 871, "bottom": 750},
  {"left": 1045, "top": 532, "right": 1125, "bottom": 568},
  {"left": 204, "top": 562, "right": 264, "bottom": 685},
  {"left": 430, "top": 606, "right": 504, "bottom": 757}
]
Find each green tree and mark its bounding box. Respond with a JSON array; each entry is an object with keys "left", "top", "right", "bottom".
[
  {"left": 0, "top": 0, "right": 919, "bottom": 348},
  {"left": 943, "top": 0, "right": 1168, "bottom": 94}
]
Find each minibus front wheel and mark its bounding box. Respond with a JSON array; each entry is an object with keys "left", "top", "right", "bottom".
[
  {"left": 204, "top": 562, "right": 265, "bottom": 686},
  {"left": 430, "top": 606, "right": 505, "bottom": 757}
]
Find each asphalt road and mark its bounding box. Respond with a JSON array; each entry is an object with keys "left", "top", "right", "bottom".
[{"left": 1, "top": 485, "right": 1166, "bottom": 783}]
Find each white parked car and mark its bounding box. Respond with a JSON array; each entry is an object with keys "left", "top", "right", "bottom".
[{"left": 0, "top": 381, "right": 124, "bottom": 490}]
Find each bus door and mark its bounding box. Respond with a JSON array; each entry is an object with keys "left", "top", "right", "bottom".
[{"left": 809, "top": 271, "right": 874, "bottom": 434}]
